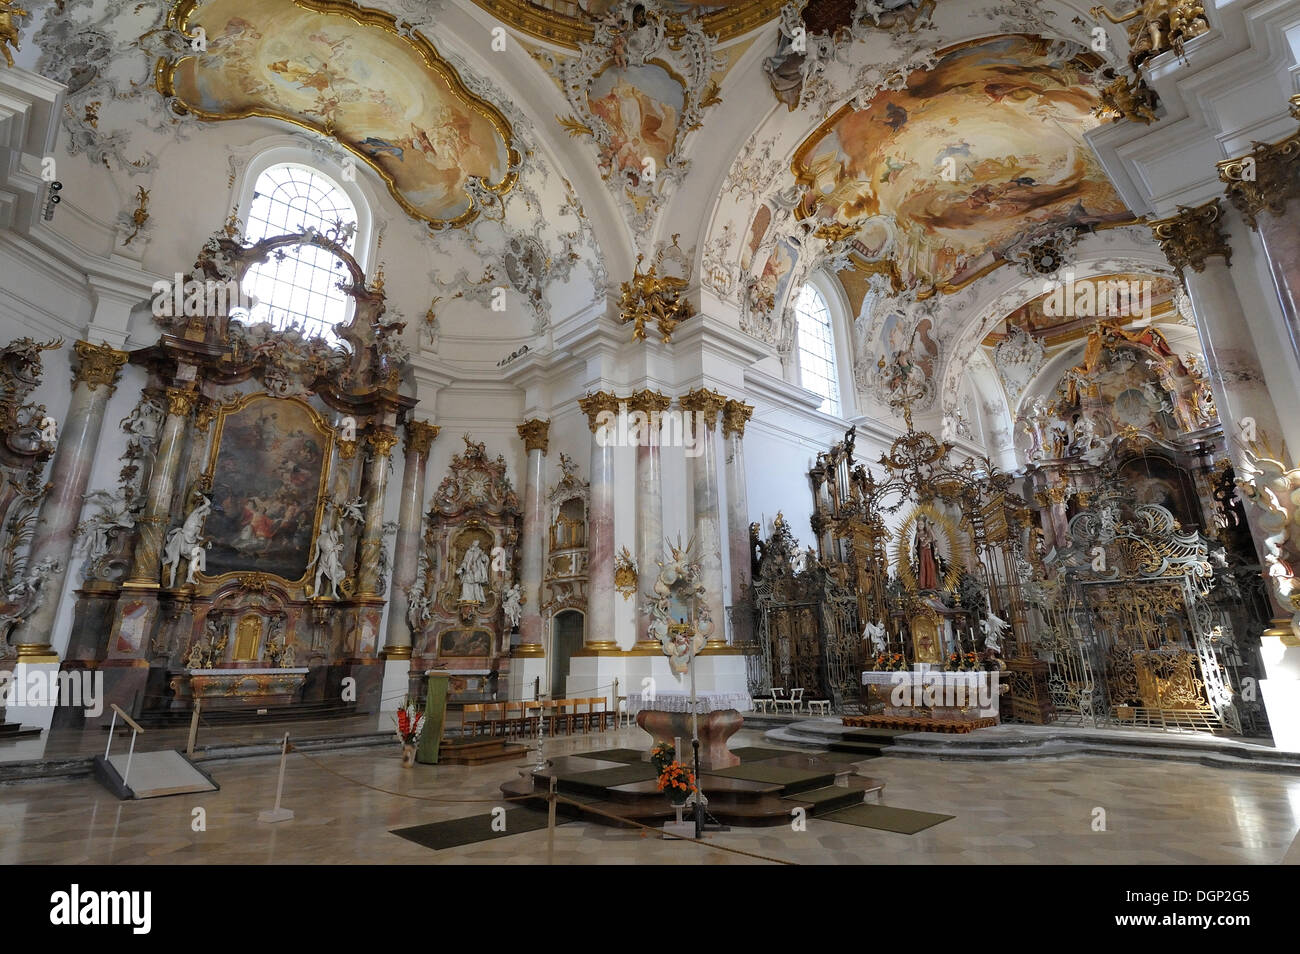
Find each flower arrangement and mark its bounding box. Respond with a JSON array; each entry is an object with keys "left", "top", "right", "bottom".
[
  {"left": 393, "top": 698, "right": 425, "bottom": 745},
  {"left": 874, "top": 652, "right": 906, "bottom": 672},
  {"left": 656, "top": 761, "right": 696, "bottom": 804},
  {"left": 649, "top": 741, "right": 676, "bottom": 774},
  {"left": 945, "top": 650, "right": 981, "bottom": 672}
]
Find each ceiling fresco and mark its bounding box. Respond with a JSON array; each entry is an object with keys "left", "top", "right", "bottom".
[
  {"left": 159, "top": 0, "right": 520, "bottom": 229},
  {"left": 473, "top": 0, "right": 785, "bottom": 48},
  {"left": 980, "top": 272, "right": 1181, "bottom": 348},
  {"left": 792, "top": 35, "right": 1132, "bottom": 291}
]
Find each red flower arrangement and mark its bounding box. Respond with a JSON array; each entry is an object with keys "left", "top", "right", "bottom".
[{"left": 393, "top": 699, "right": 425, "bottom": 745}]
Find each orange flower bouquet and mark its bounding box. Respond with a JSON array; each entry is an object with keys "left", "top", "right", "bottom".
[{"left": 656, "top": 760, "right": 697, "bottom": 806}]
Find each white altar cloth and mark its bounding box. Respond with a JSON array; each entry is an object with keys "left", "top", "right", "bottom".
[
  {"left": 861, "top": 669, "right": 1001, "bottom": 714},
  {"left": 624, "top": 690, "right": 753, "bottom": 716}
]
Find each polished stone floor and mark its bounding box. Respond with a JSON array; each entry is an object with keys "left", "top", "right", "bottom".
[{"left": 3, "top": 725, "right": 1300, "bottom": 864}]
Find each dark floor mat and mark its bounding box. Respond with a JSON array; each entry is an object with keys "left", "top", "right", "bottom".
[
  {"left": 821, "top": 803, "right": 953, "bottom": 834},
  {"left": 707, "top": 763, "right": 836, "bottom": 790},
  {"left": 391, "top": 808, "right": 572, "bottom": 850},
  {"left": 729, "top": 746, "right": 799, "bottom": 762},
  {"left": 553, "top": 762, "right": 659, "bottom": 793},
  {"left": 576, "top": 748, "right": 646, "bottom": 764}
]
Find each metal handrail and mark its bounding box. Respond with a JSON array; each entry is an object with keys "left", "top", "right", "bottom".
[{"left": 104, "top": 703, "right": 144, "bottom": 793}]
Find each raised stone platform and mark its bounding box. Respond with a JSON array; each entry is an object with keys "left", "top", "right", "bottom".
[
  {"left": 843, "top": 715, "right": 997, "bottom": 734},
  {"left": 500, "top": 750, "right": 884, "bottom": 827},
  {"left": 767, "top": 718, "right": 1300, "bottom": 773}
]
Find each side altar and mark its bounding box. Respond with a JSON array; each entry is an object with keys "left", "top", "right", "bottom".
[{"left": 57, "top": 218, "right": 415, "bottom": 724}]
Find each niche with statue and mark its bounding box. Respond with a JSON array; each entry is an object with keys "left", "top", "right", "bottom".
[{"left": 408, "top": 436, "right": 521, "bottom": 701}]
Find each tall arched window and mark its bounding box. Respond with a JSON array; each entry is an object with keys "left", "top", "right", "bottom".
[
  {"left": 793, "top": 283, "right": 842, "bottom": 415},
  {"left": 241, "top": 164, "right": 360, "bottom": 340}
]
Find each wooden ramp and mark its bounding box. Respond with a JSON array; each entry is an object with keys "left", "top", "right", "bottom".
[{"left": 93, "top": 750, "right": 219, "bottom": 800}]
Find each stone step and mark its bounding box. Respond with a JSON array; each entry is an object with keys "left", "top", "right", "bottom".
[
  {"left": 782, "top": 782, "right": 878, "bottom": 816},
  {"left": 0, "top": 722, "right": 43, "bottom": 742}
]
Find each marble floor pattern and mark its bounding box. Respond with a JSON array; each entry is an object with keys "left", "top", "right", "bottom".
[{"left": 2, "top": 726, "right": 1300, "bottom": 864}]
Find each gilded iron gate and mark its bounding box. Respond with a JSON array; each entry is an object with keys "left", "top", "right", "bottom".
[
  {"left": 748, "top": 515, "right": 861, "bottom": 709},
  {"left": 1029, "top": 495, "right": 1250, "bottom": 733}
]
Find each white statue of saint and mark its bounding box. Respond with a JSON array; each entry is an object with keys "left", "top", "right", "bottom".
[
  {"left": 456, "top": 539, "right": 489, "bottom": 603},
  {"left": 862, "top": 619, "right": 888, "bottom": 654},
  {"left": 186, "top": 544, "right": 206, "bottom": 585},
  {"left": 306, "top": 525, "right": 346, "bottom": 600},
  {"left": 502, "top": 582, "right": 523, "bottom": 630},
  {"left": 162, "top": 493, "right": 211, "bottom": 588}
]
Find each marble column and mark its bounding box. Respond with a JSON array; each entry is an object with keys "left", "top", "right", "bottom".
[
  {"left": 356, "top": 427, "right": 399, "bottom": 598},
  {"left": 1219, "top": 111, "right": 1300, "bottom": 381},
  {"left": 515, "top": 418, "right": 549, "bottom": 657},
  {"left": 1150, "top": 200, "right": 1288, "bottom": 467},
  {"left": 578, "top": 391, "right": 621, "bottom": 650},
  {"left": 722, "top": 399, "right": 754, "bottom": 646},
  {"left": 629, "top": 389, "right": 671, "bottom": 650},
  {"left": 9, "top": 341, "right": 128, "bottom": 660},
  {"left": 125, "top": 384, "right": 198, "bottom": 585},
  {"left": 680, "top": 387, "right": 729, "bottom": 649},
  {"left": 381, "top": 420, "right": 438, "bottom": 659}
]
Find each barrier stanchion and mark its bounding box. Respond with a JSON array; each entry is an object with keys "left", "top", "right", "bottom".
[{"left": 258, "top": 732, "right": 294, "bottom": 823}]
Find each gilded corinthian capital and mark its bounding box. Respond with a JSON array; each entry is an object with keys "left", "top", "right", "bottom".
[
  {"left": 164, "top": 385, "right": 198, "bottom": 416},
  {"left": 1149, "top": 199, "right": 1232, "bottom": 276},
  {"left": 366, "top": 428, "right": 400, "bottom": 458},
  {"left": 517, "top": 418, "right": 550, "bottom": 454},
  {"left": 1218, "top": 126, "right": 1300, "bottom": 230},
  {"left": 71, "top": 341, "right": 128, "bottom": 394},
  {"left": 722, "top": 399, "right": 754, "bottom": 438},
  {"left": 404, "top": 419, "right": 440, "bottom": 457},
  {"left": 627, "top": 389, "right": 671, "bottom": 416},
  {"left": 578, "top": 391, "right": 621, "bottom": 432},
  {"left": 679, "top": 387, "right": 728, "bottom": 427}
]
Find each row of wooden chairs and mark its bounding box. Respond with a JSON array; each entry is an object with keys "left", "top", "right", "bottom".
[{"left": 460, "top": 699, "right": 611, "bottom": 738}]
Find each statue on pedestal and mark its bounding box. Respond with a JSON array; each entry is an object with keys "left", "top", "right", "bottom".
[
  {"left": 307, "top": 525, "right": 346, "bottom": 599},
  {"left": 862, "top": 619, "right": 888, "bottom": 655},
  {"left": 501, "top": 582, "right": 523, "bottom": 630},
  {"left": 162, "top": 493, "right": 210, "bottom": 588},
  {"left": 456, "top": 539, "right": 489, "bottom": 603}
]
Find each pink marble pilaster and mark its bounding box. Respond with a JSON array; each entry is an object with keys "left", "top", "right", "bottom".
[
  {"left": 382, "top": 420, "right": 437, "bottom": 656},
  {"left": 10, "top": 342, "right": 128, "bottom": 655},
  {"left": 517, "top": 418, "right": 549, "bottom": 651}
]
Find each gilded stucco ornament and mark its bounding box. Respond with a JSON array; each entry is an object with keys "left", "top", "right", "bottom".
[
  {"left": 618, "top": 255, "right": 693, "bottom": 343},
  {"left": 1091, "top": 0, "right": 1209, "bottom": 72},
  {"left": 614, "top": 545, "right": 638, "bottom": 601},
  {"left": 0, "top": 0, "right": 28, "bottom": 68},
  {"left": 1093, "top": 71, "right": 1160, "bottom": 125},
  {"left": 538, "top": 0, "right": 724, "bottom": 237}
]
